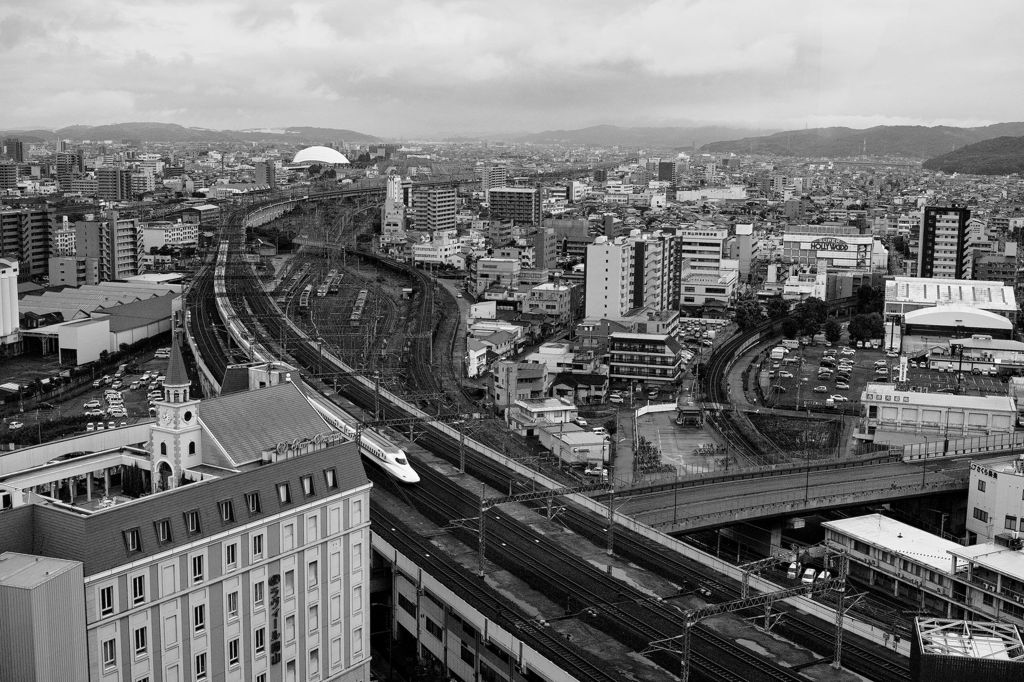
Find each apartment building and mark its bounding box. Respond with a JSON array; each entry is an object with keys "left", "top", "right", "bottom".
[
  {"left": 409, "top": 187, "right": 456, "bottom": 232},
  {"left": 142, "top": 221, "right": 200, "bottom": 251},
  {"left": 75, "top": 212, "right": 143, "bottom": 281},
  {"left": 475, "top": 257, "right": 520, "bottom": 296},
  {"left": 0, "top": 206, "right": 55, "bottom": 277},
  {"left": 96, "top": 167, "right": 133, "bottom": 202},
  {"left": 487, "top": 187, "right": 541, "bottom": 226},
  {"left": 918, "top": 206, "right": 971, "bottom": 279},
  {"left": 607, "top": 332, "right": 683, "bottom": 387},
  {"left": 48, "top": 255, "right": 100, "bottom": 287},
  {"left": 0, "top": 347, "right": 372, "bottom": 682}
]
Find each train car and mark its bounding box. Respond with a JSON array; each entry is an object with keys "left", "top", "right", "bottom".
[
  {"left": 298, "top": 285, "right": 313, "bottom": 311},
  {"left": 305, "top": 393, "right": 419, "bottom": 484}
]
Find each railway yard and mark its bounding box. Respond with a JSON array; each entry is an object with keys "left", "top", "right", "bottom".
[{"left": 184, "top": 195, "right": 913, "bottom": 681}]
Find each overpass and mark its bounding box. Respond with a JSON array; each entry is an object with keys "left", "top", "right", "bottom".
[{"left": 607, "top": 458, "right": 971, "bottom": 534}]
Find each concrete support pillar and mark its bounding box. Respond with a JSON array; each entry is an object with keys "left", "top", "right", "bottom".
[
  {"left": 104, "top": 469, "right": 110, "bottom": 497},
  {"left": 86, "top": 473, "right": 93, "bottom": 502},
  {"left": 769, "top": 522, "right": 783, "bottom": 555}
]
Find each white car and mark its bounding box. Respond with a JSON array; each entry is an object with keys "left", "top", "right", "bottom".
[
  {"left": 778, "top": 371, "right": 794, "bottom": 379},
  {"left": 107, "top": 408, "right": 128, "bottom": 418},
  {"left": 8, "top": 420, "right": 24, "bottom": 430},
  {"left": 83, "top": 399, "right": 102, "bottom": 409},
  {"left": 609, "top": 394, "right": 624, "bottom": 404},
  {"left": 813, "top": 385, "right": 828, "bottom": 393},
  {"left": 835, "top": 382, "right": 850, "bottom": 390},
  {"left": 830, "top": 395, "right": 849, "bottom": 402},
  {"left": 841, "top": 348, "right": 856, "bottom": 356},
  {"left": 583, "top": 466, "right": 609, "bottom": 478}
]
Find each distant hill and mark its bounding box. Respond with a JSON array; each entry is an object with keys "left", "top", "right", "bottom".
[
  {"left": 922, "top": 136, "right": 1024, "bottom": 175},
  {"left": 513, "top": 124, "right": 778, "bottom": 148},
  {"left": 0, "top": 122, "right": 380, "bottom": 145},
  {"left": 702, "top": 123, "right": 1024, "bottom": 159}
]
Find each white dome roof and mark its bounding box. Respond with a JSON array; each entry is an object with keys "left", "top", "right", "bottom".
[
  {"left": 292, "top": 146, "right": 350, "bottom": 165},
  {"left": 904, "top": 304, "right": 1012, "bottom": 331}
]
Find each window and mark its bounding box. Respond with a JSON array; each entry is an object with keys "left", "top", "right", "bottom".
[
  {"left": 228, "top": 638, "right": 240, "bottom": 667},
  {"left": 1007, "top": 516, "right": 1018, "bottom": 530},
  {"left": 252, "top": 533, "right": 264, "bottom": 560},
  {"left": 425, "top": 617, "right": 443, "bottom": 639},
  {"left": 308, "top": 604, "right": 319, "bottom": 632},
  {"left": 309, "top": 648, "right": 320, "bottom": 676},
  {"left": 227, "top": 591, "right": 238, "bottom": 619},
  {"left": 277, "top": 483, "right": 292, "bottom": 504},
  {"left": 134, "top": 626, "right": 148, "bottom": 657},
  {"left": 460, "top": 642, "right": 475, "bottom": 666},
  {"left": 131, "top": 574, "right": 146, "bottom": 605},
  {"left": 978, "top": 480, "right": 987, "bottom": 492},
  {"left": 123, "top": 528, "right": 142, "bottom": 553},
  {"left": 308, "top": 560, "right": 318, "bottom": 589},
  {"left": 285, "top": 570, "right": 295, "bottom": 597},
  {"left": 193, "top": 604, "right": 206, "bottom": 634},
  {"left": 323, "top": 468, "right": 337, "bottom": 489},
  {"left": 184, "top": 510, "right": 201, "bottom": 535},
  {"left": 219, "top": 500, "right": 235, "bottom": 523},
  {"left": 195, "top": 652, "right": 207, "bottom": 680},
  {"left": 256, "top": 675, "right": 266, "bottom": 682},
  {"left": 99, "top": 585, "right": 114, "bottom": 616},
  {"left": 245, "top": 491, "right": 261, "bottom": 514},
  {"left": 974, "top": 507, "right": 990, "bottom": 523},
  {"left": 301, "top": 475, "right": 315, "bottom": 497},
  {"left": 253, "top": 581, "right": 265, "bottom": 608},
  {"left": 255, "top": 626, "right": 266, "bottom": 654},
  {"left": 155, "top": 518, "right": 172, "bottom": 544},
  {"left": 191, "top": 555, "right": 204, "bottom": 583},
  {"left": 102, "top": 638, "right": 117, "bottom": 668},
  {"left": 398, "top": 593, "right": 416, "bottom": 616},
  {"left": 285, "top": 614, "right": 295, "bottom": 642},
  {"left": 225, "top": 542, "right": 237, "bottom": 569}
]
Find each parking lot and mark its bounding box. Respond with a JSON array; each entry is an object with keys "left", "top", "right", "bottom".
[
  {"left": 760, "top": 337, "right": 1010, "bottom": 411},
  {"left": 2, "top": 350, "right": 176, "bottom": 438}
]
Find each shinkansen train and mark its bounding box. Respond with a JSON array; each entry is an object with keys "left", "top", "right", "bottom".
[{"left": 306, "top": 394, "right": 419, "bottom": 484}]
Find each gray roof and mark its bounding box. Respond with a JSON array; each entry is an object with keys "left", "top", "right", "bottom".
[
  {"left": 164, "top": 337, "right": 190, "bottom": 387},
  {"left": 198, "top": 381, "right": 333, "bottom": 465}
]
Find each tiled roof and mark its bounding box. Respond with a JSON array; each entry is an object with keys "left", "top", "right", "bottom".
[
  {"left": 198, "top": 382, "right": 333, "bottom": 466},
  {"left": 219, "top": 366, "right": 251, "bottom": 395}
]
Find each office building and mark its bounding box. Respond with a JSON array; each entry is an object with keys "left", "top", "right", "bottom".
[
  {"left": 481, "top": 165, "right": 507, "bottom": 201},
  {"left": 918, "top": 206, "right": 971, "bottom": 279},
  {"left": 782, "top": 224, "right": 887, "bottom": 273},
  {"left": 2, "top": 137, "right": 24, "bottom": 162},
  {"left": 0, "top": 206, "right": 55, "bottom": 277},
  {"left": 56, "top": 150, "right": 84, "bottom": 188},
  {"left": 0, "top": 349, "right": 373, "bottom": 682},
  {"left": 0, "top": 162, "right": 16, "bottom": 190},
  {"left": 380, "top": 174, "right": 407, "bottom": 247},
  {"left": 409, "top": 186, "right": 456, "bottom": 232},
  {"left": 53, "top": 217, "right": 76, "bottom": 256},
  {"left": 255, "top": 160, "right": 276, "bottom": 188},
  {"left": 96, "top": 167, "right": 133, "bottom": 202},
  {"left": 488, "top": 187, "right": 541, "bottom": 225},
  {"left": 141, "top": 221, "right": 199, "bottom": 251},
  {"left": 75, "top": 212, "right": 143, "bottom": 281},
  {"left": 528, "top": 226, "right": 557, "bottom": 270}
]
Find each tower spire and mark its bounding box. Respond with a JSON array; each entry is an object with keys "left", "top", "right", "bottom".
[{"left": 164, "top": 336, "right": 190, "bottom": 388}]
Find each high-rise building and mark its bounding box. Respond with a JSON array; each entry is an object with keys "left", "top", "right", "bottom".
[
  {"left": 0, "top": 163, "right": 16, "bottom": 190},
  {"left": 481, "top": 165, "right": 508, "bottom": 201},
  {"left": 918, "top": 205, "right": 971, "bottom": 279},
  {"left": 2, "top": 137, "right": 24, "bottom": 162},
  {"left": 409, "top": 186, "right": 456, "bottom": 232},
  {"left": 96, "top": 167, "right": 133, "bottom": 201},
  {"left": 55, "top": 150, "right": 84, "bottom": 189},
  {"left": 657, "top": 161, "right": 675, "bottom": 182},
  {"left": 488, "top": 186, "right": 542, "bottom": 225},
  {"left": 75, "top": 211, "right": 143, "bottom": 281},
  {"left": 48, "top": 255, "right": 100, "bottom": 287},
  {"left": 380, "top": 175, "right": 407, "bottom": 246},
  {"left": 529, "top": 226, "right": 557, "bottom": 270},
  {"left": 0, "top": 206, "right": 55, "bottom": 277},
  {"left": 0, "top": 258, "right": 19, "bottom": 353},
  {"left": 0, "top": 349, "right": 373, "bottom": 682},
  {"left": 255, "top": 160, "right": 276, "bottom": 188},
  {"left": 52, "top": 216, "right": 77, "bottom": 257}
]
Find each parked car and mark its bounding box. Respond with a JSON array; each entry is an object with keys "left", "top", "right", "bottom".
[
  {"left": 813, "top": 385, "right": 828, "bottom": 393},
  {"left": 108, "top": 407, "right": 128, "bottom": 418},
  {"left": 107, "top": 421, "right": 116, "bottom": 429},
  {"left": 573, "top": 417, "right": 588, "bottom": 427},
  {"left": 85, "top": 408, "right": 105, "bottom": 417},
  {"left": 129, "top": 381, "right": 141, "bottom": 390},
  {"left": 8, "top": 420, "right": 24, "bottom": 430},
  {"left": 778, "top": 371, "right": 794, "bottom": 379},
  {"left": 609, "top": 394, "right": 624, "bottom": 404},
  {"left": 886, "top": 350, "right": 899, "bottom": 358},
  {"left": 110, "top": 381, "right": 123, "bottom": 390},
  {"left": 83, "top": 399, "right": 102, "bottom": 409},
  {"left": 830, "top": 395, "right": 849, "bottom": 402},
  {"left": 583, "top": 466, "right": 608, "bottom": 478},
  {"left": 592, "top": 427, "right": 608, "bottom": 436},
  {"left": 801, "top": 567, "right": 817, "bottom": 584},
  {"left": 86, "top": 422, "right": 96, "bottom": 432},
  {"left": 841, "top": 347, "right": 856, "bottom": 355},
  {"left": 92, "top": 379, "right": 102, "bottom": 388},
  {"left": 835, "top": 382, "right": 850, "bottom": 390},
  {"left": 787, "top": 562, "right": 800, "bottom": 579}
]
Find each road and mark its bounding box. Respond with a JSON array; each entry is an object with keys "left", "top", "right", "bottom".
[{"left": 617, "top": 459, "right": 971, "bottom": 532}]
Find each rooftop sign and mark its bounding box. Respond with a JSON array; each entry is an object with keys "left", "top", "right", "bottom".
[{"left": 810, "top": 237, "right": 849, "bottom": 251}]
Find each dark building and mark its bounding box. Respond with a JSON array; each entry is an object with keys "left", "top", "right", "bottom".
[
  {"left": 918, "top": 205, "right": 970, "bottom": 279},
  {"left": 0, "top": 207, "right": 55, "bottom": 277},
  {"left": 0, "top": 163, "right": 16, "bottom": 190},
  {"left": 2, "top": 137, "right": 24, "bottom": 163},
  {"left": 657, "top": 161, "right": 675, "bottom": 182},
  {"left": 593, "top": 169, "right": 607, "bottom": 182},
  {"left": 96, "top": 167, "right": 133, "bottom": 201},
  {"left": 488, "top": 186, "right": 542, "bottom": 225}
]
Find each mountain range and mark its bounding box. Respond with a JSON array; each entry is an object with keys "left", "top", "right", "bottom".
[
  {"left": 511, "top": 124, "right": 778, "bottom": 148},
  {"left": 0, "top": 122, "right": 379, "bottom": 144},
  {"left": 922, "top": 136, "right": 1024, "bottom": 175},
  {"left": 701, "top": 123, "right": 1024, "bottom": 159}
]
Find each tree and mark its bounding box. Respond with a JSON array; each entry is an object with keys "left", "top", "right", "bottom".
[
  {"left": 781, "top": 317, "right": 799, "bottom": 339},
  {"left": 765, "top": 295, "right": 790, "bottom": 320},
  {"left": 856, "top": 284, "right": 884, "bottom": 314},
  {"left": 733, "top": 294, "right": 765, "bottom": 330},
  {"left": 848, "top": 313, "right": 884, "bottom": 342},
  {"left": 824, "top": 318, "right": 842, "bottom": 344}
]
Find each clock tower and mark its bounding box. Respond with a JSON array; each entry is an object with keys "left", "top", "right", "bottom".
[{"left": 150, "top": 338, "right": 202, "bottom": 491}]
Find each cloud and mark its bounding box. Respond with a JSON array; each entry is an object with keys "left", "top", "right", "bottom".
[{"left": 1, "top": 0, "right": 1023, "bottom": 136}]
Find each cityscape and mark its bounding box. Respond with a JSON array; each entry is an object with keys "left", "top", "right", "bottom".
[{"left": 5, "top": 2, "right": 1024, "bottom": 682}]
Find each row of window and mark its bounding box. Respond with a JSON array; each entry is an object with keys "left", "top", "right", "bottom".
[{"left": 121, "top": 469, "right": 341, "bottom": 554}]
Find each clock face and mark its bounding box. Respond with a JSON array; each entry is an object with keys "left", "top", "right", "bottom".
[{"left": 161, "top": 412, "right": 172, "bottom": 425}]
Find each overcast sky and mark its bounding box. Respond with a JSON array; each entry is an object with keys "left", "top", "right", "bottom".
[{"left": 3, "top": 0, "right": 1023, "bottom": 138}]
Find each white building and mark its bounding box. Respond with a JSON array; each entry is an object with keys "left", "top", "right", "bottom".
[
  {"left": 680, "top": 268, "right": 737, "bottom": 308},
  {"left": 967, "top": 456, "right": 1024, "bottom": 544},
  {"left": 141, "top": 220, "right": 199, "bottom": 251},
  {"left": 677, "top": 227, "right": 727, "bottom": 273},
  {"left": 856, "top": 382, "right": 1017, "bottom": 445},
  {"left": 523, "top": 282, "right": 572, "bottom": 322},
  {"left": 474, "top": 257, "right": 520, "bottom": 296},
  {"left": 507, "top": 397, "right": 578, "bottom": 437},
  {"left": 410, "top": 228, "right": 462, "bottom": 267},
  {"left": 0, "top": 258, "right": 18, "bottom": 353},
  {"left": 884, "top": 277, "right": 1017, "bottom": 326},
  {"left": 782, "top": 227, "right": 887, "bottom": 273}
]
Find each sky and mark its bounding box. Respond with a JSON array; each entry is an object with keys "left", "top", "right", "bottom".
[{"left": 3, "top": 0, "right": 1024, "bottom": 138}]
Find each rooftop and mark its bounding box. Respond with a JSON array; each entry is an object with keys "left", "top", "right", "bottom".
[
  {"left": 823, "top": 513, "right": 963, "bottom": 573},
  {"left": 0, "top": 552, "right": 80, "bottom": 589},
  {"left": 886, "top": 277, "right": 1016, "bottom": 311},
  {"left": 915, "top": 618, "right": 1024, "bottom": 661},
  {"left": 950, "top": 542, "right": 1024, "bottom": 580},
  {"left": 862, "top": 383, "right": 1017, "bottom": 412}
]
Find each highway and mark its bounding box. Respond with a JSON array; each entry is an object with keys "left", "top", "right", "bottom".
[{"left": 615, "top": 459, "right": 970, "bottom": 532}]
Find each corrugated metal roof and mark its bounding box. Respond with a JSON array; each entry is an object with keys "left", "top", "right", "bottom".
[{"left": 198, "top": 381, "right": 333, "bottom": 466}]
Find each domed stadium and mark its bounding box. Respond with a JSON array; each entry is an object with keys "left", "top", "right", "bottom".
[{"left": 291, "top": 146, "right": 350, "bottom": 165}]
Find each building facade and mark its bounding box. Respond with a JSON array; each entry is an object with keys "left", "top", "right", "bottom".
[
  {"left": 488, "top": 187, "right": 541, "bottom": 226},
  {"left": 409, "top": 187, "right": 456, "bottom": 233},
  {"left": 918, "top": 206, "right": 970, "bottom": 279},
  {"left": 75, "top": 212, "right": 143, "bottom": 281},
  {"left": 0, "top": 206, "right": 55, "bottom": 278},
  {"left": 607, "top": 332, "right": 683, "bottom": 387}
]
